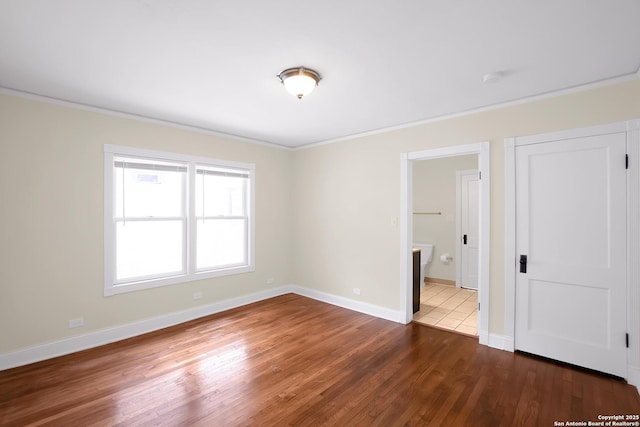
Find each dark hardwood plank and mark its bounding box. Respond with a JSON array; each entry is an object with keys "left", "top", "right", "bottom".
[{"left": 1, "top": 294, "right": 638, "bottom": 426}]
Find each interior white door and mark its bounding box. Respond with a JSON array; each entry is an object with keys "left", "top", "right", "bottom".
[
  {"left": 514, "top": 132, "right": 627, "bottom": 377},
  {"left": 459, "top": 170, "right": 479, "bottom": 290}
]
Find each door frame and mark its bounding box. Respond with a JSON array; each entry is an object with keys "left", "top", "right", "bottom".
[
  {"left": 456, "top": 169, "right": 479, "bottom": 289},
  {"left": 504, "top": 119, "right": 640, "bottom": 386},
  {"left": 400, "top": 142, "right": 490, "bottom": 346}
]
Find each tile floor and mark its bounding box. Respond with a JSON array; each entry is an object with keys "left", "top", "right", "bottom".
[{"left": 413, "top": 282, "right": 478, "bottom": 336}]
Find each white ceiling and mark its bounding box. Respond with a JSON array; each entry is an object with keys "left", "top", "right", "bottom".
[{"left": 1, "top": 1, "right": 639, "bottom": 148}]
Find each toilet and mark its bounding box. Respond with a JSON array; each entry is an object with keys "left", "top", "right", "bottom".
[{"left": 413, "top": 243, "right": 434, "bottom": 287}]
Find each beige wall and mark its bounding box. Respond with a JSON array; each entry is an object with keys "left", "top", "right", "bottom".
[
  {"left": 0, "top": 93, "right": 293, "bottom": 354},
  {"left": 2, "top": 78, "right": 639, "bottom": 357},
  {"left": 292, "top": 79, "right": 640, "bottom": 335},
  {"left": 413, "top": 155, "right": 478, "bottom": 282}
]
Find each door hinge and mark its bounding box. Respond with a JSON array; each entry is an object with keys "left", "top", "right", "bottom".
[
  {"left": 626, "top": 154, "right": 629, "bottom": 169},
  {"left": 478, "top": 302, "right": 480, "bottom": 311},
  {"left": 626, "top": 333, "right": 629, "bottom": 348},
  {"left": 478, "top": 171, "right": 482, "bottom": 180}
]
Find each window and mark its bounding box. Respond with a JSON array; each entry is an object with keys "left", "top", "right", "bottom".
[
  {"left": 104, "top": 145, "right": 254, "bottom": 295},
  {"left": 195, "top": 165, "right": 249, "bottom": 271}
]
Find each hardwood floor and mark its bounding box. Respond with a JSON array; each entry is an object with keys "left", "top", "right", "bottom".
[{"left": 1, "top": 294, "right": 638, "bottom": 426}]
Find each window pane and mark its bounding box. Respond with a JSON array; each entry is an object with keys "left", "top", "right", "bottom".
[
  {"left": 116, "top": 220, "right": 184, "bottom": 281},
  {"left": 195, "top": 169, "right": 247, "bottom": 217},
  {"left": 197, "top": 219, "right": 247, "bottom": 270},
  {"left": 115, "top": 158, "right": 186, "bottom": 218}
]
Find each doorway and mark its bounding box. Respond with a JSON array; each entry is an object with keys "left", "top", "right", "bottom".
[
  {"left": 411, "top": 156, "right": 479, "bottom": 335},
  {"left": 400, "top": 142, "right": 490, "bottom": 345}
]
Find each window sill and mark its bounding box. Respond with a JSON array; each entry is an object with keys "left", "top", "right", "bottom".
[{"left": 105, "top": 265, "right": 255, "bottom": 296}]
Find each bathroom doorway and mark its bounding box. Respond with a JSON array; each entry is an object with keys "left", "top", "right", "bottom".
[
  {"left": 411, "top": 155, "right": 479, "bottom": 335},
  {"left": 399, "top": 142, "right": 490, "bottom": 344}
]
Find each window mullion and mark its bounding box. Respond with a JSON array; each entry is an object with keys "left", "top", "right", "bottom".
[
  {"left": 121, "top": 160, "right": 126, "bottom": 226},
  {"left": 181, "top": 168, "right": 188, "bottom": 277},
  {"left": 188, "top": 162, "right": 197, "bottom": 275}
]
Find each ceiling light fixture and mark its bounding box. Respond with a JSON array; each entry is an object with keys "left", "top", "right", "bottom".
[{"left": 278, "top": 67, "right": 321, "bottom": 99}]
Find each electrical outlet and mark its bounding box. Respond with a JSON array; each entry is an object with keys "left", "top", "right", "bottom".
[
  {"left": 353, "top": 288, "right": 361, "bottom": 296},
  {"left": 68, "top": 318, "right": 84, "bottom": 329},
  {"left": 266, "top": 278, "right": 274, "bottom": 285},
  {"left": 193, "top": 291, "right": 203, "bottom": 300}
]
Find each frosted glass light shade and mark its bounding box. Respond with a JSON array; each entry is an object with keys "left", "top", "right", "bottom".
[
  {"left": 283, "top": 74, "right": 316, "bottom": 99},
  {"left": 278, "top": 67, "right": 320, "bottom": 99}
]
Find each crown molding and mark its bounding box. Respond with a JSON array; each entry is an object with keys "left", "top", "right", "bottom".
[
  {"left": 294, "top": 72, "right": 640, "bottom": 151},
  {"left": 0, "top": 86, "right": 292, "bottom": 151},
  {"left": 3, "top": 69, "right": 638, "bottom": 153}
]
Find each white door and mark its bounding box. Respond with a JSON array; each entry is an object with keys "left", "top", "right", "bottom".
[
  {"left": 514, "top": 132, "right": 627, "bottom": 377},
  {"left": 458, "top": 170, "right": 479, "bottom": 290}
]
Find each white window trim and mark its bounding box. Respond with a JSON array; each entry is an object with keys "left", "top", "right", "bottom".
[{"left": 104, "top": 144, "right": 255, "bottom": 296}]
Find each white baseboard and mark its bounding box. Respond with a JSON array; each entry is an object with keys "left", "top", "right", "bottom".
[
  {"left": 478, "top": 330, "right": 514, "bottom": 352},
  {"left": 289, "top": 285, "right": 405, "bottom": 323},
  {"left": 478, "top": 329, "right": 489, "bottom": 346},
  {"left": 0, "top": 285, "right": 403, "bottom": 371},
  {"left": 0, "top": 286, "right": 293, "bottom": 371},
  {"left": 627, "top": 365, "right": 640, "bottom": 394},
  {"left": 2, "top": 284, "right": 493, "bottom": 371}
]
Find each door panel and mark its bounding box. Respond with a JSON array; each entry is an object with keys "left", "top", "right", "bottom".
[
  {"left": 528, "top": 279, "right": 609, "bottom": 347},
  {"left": 514, "top": 132, "right": 627, "bottom": 377}
]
